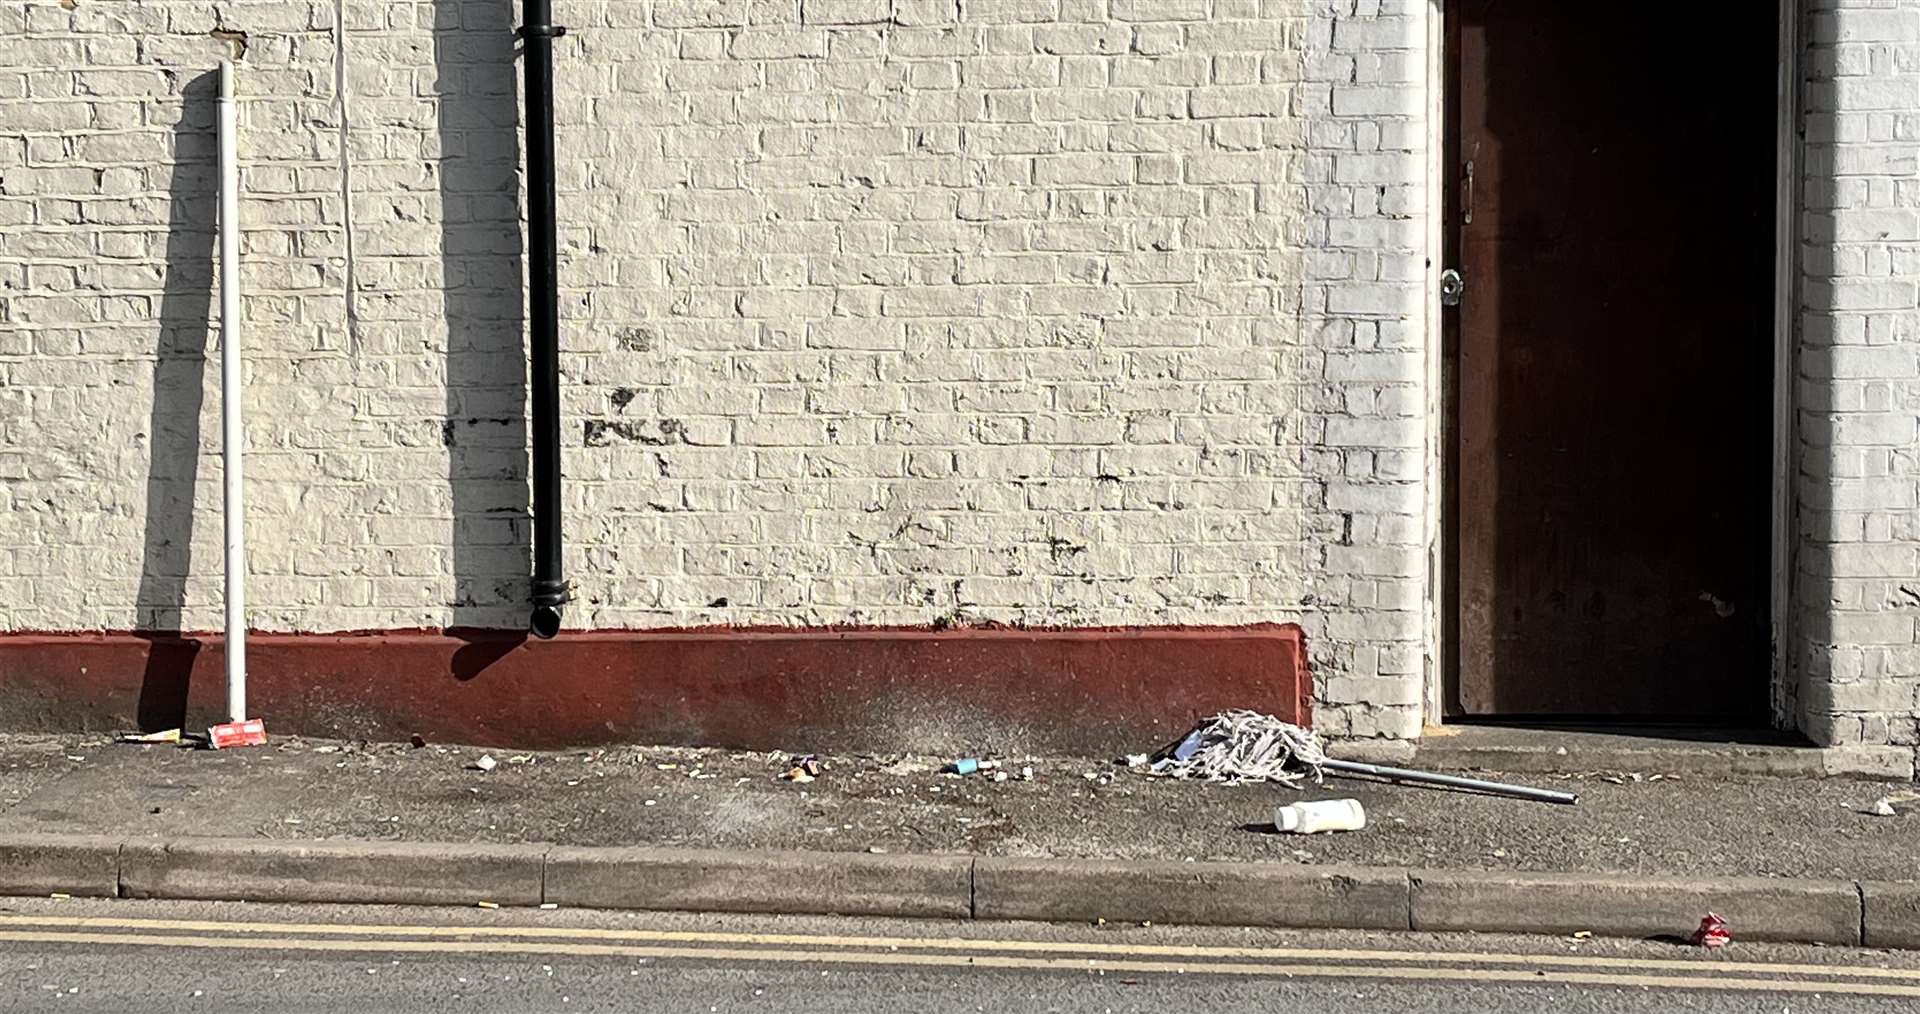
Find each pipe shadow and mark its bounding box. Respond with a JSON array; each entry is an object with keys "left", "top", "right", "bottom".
[
  {"left": 433, "top": 0, "right": 531, "bottom": 677},
  {"left": 449, "top": 627, "right": 526, "bottom": 682},
  {"left": 133, "top": 70, "right": 220, "bottom": 732}
]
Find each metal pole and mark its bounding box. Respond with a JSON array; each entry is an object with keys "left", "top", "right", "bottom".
[
  {"left": 521, "top": 0, "right": 568, "bottom": 638},
  {"left": 1322, "top": 758, "right": 1579, "bottom": 805},
  {"left": 218, "top": 60, "right": 247, "bottom": 722}
]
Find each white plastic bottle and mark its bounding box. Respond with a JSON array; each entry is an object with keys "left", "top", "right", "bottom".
[{"left": 1273, "top": 798, "right": 1366, "bottom": 834}]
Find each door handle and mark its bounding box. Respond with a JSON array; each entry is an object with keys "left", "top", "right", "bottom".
[{"left": 1463, "top": 158, "right": 1475, "bottom": 225}]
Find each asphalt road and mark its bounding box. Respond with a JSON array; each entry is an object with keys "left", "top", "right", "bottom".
[{"left": 3, "top": 897, "right": 1919, "bottom": 1013}]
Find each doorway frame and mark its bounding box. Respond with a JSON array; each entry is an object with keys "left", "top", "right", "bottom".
[{"left": 1422, "top": 0, "right": 1803, "bottom": 729}]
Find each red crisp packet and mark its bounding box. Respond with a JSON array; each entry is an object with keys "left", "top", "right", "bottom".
[
  {"left": 1692, "top": 912, "right": 1731, "bottom": 948},
  {"left": 208, "top": 718, "right": 267, "bottom": 749}
]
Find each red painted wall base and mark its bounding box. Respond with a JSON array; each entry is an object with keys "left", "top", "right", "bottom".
[{"left": 0, "top": 625, "right": 1311, "bottom": 754}]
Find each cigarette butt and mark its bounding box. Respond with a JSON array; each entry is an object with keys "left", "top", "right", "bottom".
[{"left": 476, "top": 901, "right": 500, "bottom": 910}]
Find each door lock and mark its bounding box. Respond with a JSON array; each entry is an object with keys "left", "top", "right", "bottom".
[{"left": 1440, "top": 268, "right": 1465, "bottom": 307}]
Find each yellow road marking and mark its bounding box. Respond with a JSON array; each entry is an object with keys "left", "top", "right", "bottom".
[
  {"left": 0, "top": 915, "right": 1913, "bottom": 984},
  {"left": 0, "top": 929, "right": 1916, "bottom": 998}
]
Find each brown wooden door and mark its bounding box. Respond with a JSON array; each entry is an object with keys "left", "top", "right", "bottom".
[{"left": 1449, "top": 3, "right": 1775, "bottom": 719}]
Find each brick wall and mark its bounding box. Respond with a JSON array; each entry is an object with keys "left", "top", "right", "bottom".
[
  {"left": 25, "top": 0, "right": 1920, "bottom": 754},
  {"left": 0, "top": 0, "right": 1432, "bottom": 738},
  {"left": 1797, "top": 0, "right": 1920, "bottom": 750}
]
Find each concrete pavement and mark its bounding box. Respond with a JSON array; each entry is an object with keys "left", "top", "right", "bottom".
[
  {"left": 5, "top": 732, "right": 1917, "bottom": 879},
  {"left": 4, "top": 898, "right": 1920, "bottom": 1014},
  {"left": 4, "top": 732, "right": 1920, "bottom": 947}
]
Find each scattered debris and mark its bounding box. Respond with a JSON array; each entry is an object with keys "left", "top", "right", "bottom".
[
  {"left": 207, "top": 718, "right": 267, "bottom": 750},
  {"left": 1146, "top": 710, "right": 1577, "bottom": 805},
  {"left": 867, "top": 846, "right": 888, "bottom": 854},
  {"left": 1869, "top": 791, "right": 1917, "bottom": 816},
  {"left": 506, "top": 754, "right": 535, "bottom": 765},
  {"left": 1273, "top": 798, "right": 1367, "bottom": 834},
  {"left": 476, "top": 901, "right": 500, "bottom": 910},
  {"left": 946, "top": 758, "right": 998, "bottom": 776},
  {"left": 1692, "top": 912, "right": 1731, "bottom": 949},
  {"left": 881, "top": 758, "right": 934, "bottom": 776},
  {"left": 782, "top": 755, "right": 821, "bottom": 782},
  {"left": 539, "top": 903, "right": 558, "bottom": 910},
  {"left": 1123, "top": 753, "right": 1151, "bottom": 768},
  {"left": 990, "top": 770, "right": 1009, "bottom": 783},
  {"left": 1147, "top": 710, "right": 1326, "bottom": 786},
  {"left": 409, "top": 733, "right": 427, "bottom": 749},
  {"left": 118, "top": 729, "right": 182, "bottom": 744},
  {"left": 1571, "top": 930, "right": 1593, "bottom": 940},
  {"left": 1020, "top": 765, "right": 1034, "bottom": 781},
  {"left": 470, "top": 754, "right": 498, "bottom": 773}
]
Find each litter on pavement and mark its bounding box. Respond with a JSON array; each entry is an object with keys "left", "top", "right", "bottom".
[
  {"left": 1869, "top": 791, "right": 1916, "bottom": 816},
  {"left": 207, "top": 718, "right": 267, "bottom": 749},
  {"left": 782, "top": 754, "right": 821, "bottom": 782},
  {"left": 1148, "top": 710, "right": 1327, "bottom": 786},
  {"left": 1692, "top": 912, "right": 1732, "bottom": 948},
  {"left": 469, "top": 754, "right": 498, "bottom": 772},
  {"left": 1274, "top": 798, "right": 1367, "bottom": 834},
  {"left": 116, "top": 729, "right": 182, "bottom": 744},
  {"left": 1146, "top": 709, "right": 1578, "bottom": 805}
]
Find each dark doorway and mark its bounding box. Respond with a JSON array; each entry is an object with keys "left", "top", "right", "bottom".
[{"left": 1446, "top": 3, "right": 1777, "bottom": 719}]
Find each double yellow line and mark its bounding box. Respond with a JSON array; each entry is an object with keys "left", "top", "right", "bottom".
[{"left": 2, "top": 914, "right": 1916, "bottom": 998}]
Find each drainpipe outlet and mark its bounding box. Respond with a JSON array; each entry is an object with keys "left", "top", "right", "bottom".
[{"left": 529, "top": 600, "right": 564, "bottom": 641}]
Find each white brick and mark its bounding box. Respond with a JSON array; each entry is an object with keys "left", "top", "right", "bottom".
[{"left": 0, "top": 0, "right": 1447, "bottom": 740}]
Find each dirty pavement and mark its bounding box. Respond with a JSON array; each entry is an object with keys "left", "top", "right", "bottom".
[{"left": 3, "top": 732, "right": 1916, "bottom": 883}]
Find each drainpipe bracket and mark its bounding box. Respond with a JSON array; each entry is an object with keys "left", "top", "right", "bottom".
[{"left": 531, "top": 578, "right": 573, "bottom": 609}]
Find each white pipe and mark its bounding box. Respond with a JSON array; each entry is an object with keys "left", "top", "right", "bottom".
[{"left": 218, "top": 60, "right": 246, "bottom": 724}]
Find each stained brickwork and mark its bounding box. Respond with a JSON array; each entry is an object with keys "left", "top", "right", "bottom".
[{"left": 0, "top": 1, "right": 1427, "bottom": 737}]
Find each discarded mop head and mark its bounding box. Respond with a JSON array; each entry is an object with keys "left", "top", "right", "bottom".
[{"left": 1149, "top": 710, "right": 1327, "bottom": 788}]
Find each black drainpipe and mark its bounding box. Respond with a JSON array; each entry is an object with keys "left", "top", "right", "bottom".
[{"left": 521, "top": 0, "right": 569, "bottom": 638}]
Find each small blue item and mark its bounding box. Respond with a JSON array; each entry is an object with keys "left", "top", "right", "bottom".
[{"left": 948, "top": 758, "right": 981, "bottom": 775}]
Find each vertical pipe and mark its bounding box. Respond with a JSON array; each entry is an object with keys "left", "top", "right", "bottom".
[
  {"left": 522, "top": 0, "right": 568, "bottom": 638},
  {"left": 218, "top": 60, "right": 247, "bottom": 721}
]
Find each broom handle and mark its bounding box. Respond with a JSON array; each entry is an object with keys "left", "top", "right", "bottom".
[{"left": 1320, "top": 759, "right": 1579, "bottom": 805}]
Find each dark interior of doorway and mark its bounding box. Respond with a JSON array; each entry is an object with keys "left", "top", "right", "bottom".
[{"left": 1441, "top": 3, "right": 1780, "bottom": 723}]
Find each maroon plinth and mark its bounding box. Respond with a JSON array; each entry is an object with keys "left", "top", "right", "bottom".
[{"left": 0, "top": 625, "right": 1311, "bottom": 753}]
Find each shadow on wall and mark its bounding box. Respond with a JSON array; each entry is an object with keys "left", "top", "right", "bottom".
[
  {"left": 133, "top": 70, "right": 219, "bottom": 731},
  {"left": 433, "top": 0, "right": 532, "bottom": 660}
]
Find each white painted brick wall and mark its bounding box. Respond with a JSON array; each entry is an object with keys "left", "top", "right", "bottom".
[
  {"left": 26, "top": 0, "right": 1920, "bottom": 753},
  {"left": 0, "top": 0, "right": 1431, "bottom": 738},
  {"left": 17, "top": 0, "right": 1919, "bottom": 751},
  {"left": 1798, "top": 0, "right": 1920, "bottom": 753},
  {"left": 1293, "top": 0, "right": 1427, "bottom": 740}
]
